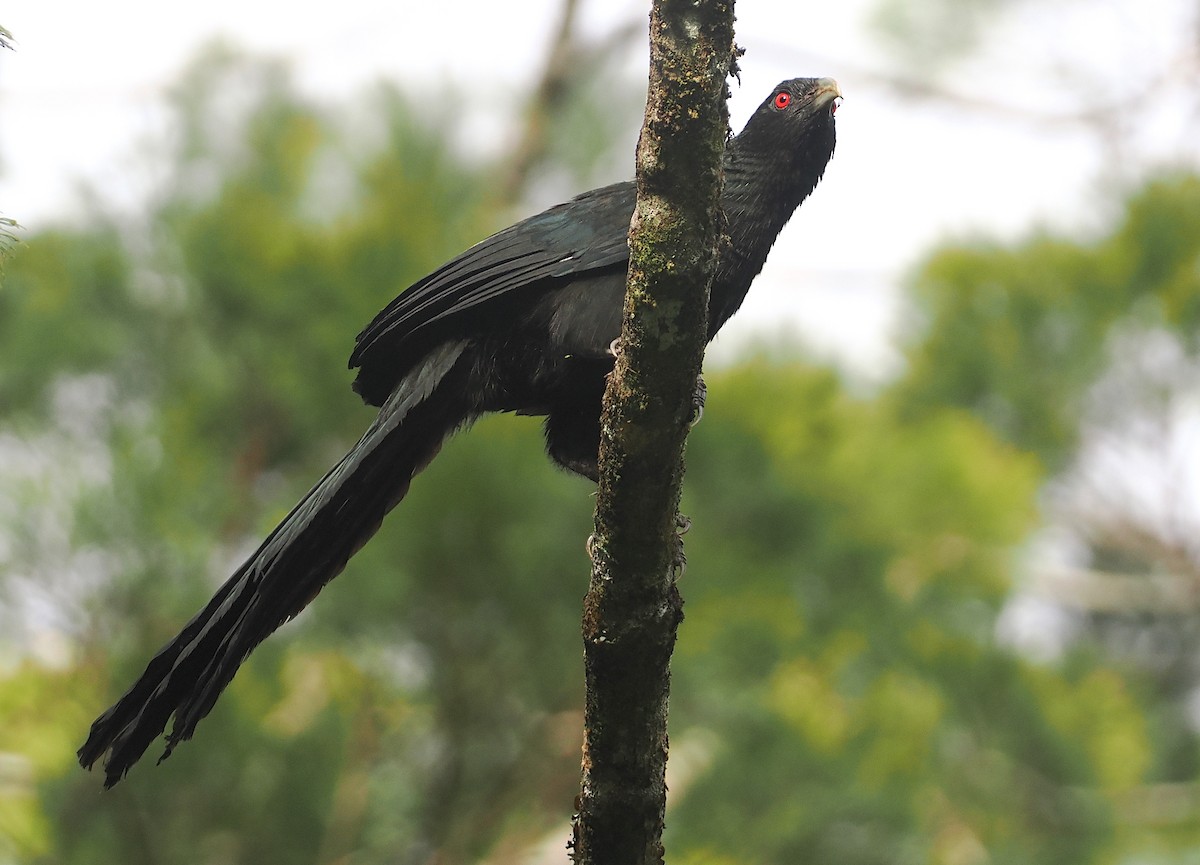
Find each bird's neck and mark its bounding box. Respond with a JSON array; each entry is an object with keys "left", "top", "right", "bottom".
[{"left": 708, "top": 146, "right": 822, "bottom": 332}]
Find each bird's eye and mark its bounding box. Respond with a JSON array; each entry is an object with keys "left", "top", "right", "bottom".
[{"left": 773, "top": 92, "right": 791, "bottom": 110}]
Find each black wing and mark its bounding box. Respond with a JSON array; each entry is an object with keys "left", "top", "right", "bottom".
[{"left": 350, "top": 182, "right": 636, "bottom": 404}]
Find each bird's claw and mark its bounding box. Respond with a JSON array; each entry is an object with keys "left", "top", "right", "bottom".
[
  {"left": 671, "top": 547, "right": 687, "bottom": 581},
  {"left": 689, "top": 375, "right": 707, "bottom": 428},
  {"left": 671, "top": 512, "right": 691, "bottom": 580}
]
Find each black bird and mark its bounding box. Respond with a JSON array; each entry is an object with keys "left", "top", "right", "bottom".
[{"left": 78, "top": 76, "right": 840, "bottom": 787}]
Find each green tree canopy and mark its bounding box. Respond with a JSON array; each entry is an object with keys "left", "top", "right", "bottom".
[{"left": 1, "top": 43, "right": 1193, "bottom": 865}]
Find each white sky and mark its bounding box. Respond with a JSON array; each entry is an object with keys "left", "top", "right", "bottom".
[{"left": 1, "top": 0, "right": 1196, "bottom": 378}]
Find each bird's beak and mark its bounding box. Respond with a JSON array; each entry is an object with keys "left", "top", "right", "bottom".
[{"left": 813, "top": 78, "right": 841, "bottom": 114}]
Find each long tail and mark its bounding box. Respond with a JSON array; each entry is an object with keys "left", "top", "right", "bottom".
[{"left": 78, "top": 341, "right": 474, "bottom": 787}]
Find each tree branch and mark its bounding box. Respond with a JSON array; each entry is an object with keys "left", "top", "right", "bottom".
[{"left": 572, "top": 1, "right": 736, "bottom": 862}]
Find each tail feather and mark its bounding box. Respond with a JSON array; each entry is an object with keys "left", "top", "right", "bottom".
[{"left": 78, "top": 341, "right": 473, "bottom": 787}]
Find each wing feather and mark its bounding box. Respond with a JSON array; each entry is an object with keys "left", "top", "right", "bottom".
[{"left": 350, "top": 182, "right": 635, "bottom": 371}]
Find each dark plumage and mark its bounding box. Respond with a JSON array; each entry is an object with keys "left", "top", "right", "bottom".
[{"left": 78, "top": 77, "right": 840, "bottom": 787}]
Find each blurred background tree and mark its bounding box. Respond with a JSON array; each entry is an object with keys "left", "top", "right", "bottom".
[
  {"left": 0, "top": 29, "right": 17, "bottom": 263},
  {"left": 1, "top": 2, "right": 1199, "bottom": 863}
]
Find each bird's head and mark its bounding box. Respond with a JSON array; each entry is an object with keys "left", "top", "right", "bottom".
[
  {"left": 760, "top": 77, "right": 842, "bottom": 118},
  {"left": 731, "top": 77, "right": 840, "bottom": 180}
]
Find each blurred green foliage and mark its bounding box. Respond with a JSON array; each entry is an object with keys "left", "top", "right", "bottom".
[
  {"left": 868, "top": 0, "right": 1009, "bottom": 69},
  {"left": 893, "top": 173, "right": 1200, "bottom": 471},
  {"left": 1, "top": 45, "right": 1198, "bottom": 865}
]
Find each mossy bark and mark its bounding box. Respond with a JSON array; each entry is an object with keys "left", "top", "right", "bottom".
[{"left": 573, "top": 1, "right": 737, "bottom": 863}]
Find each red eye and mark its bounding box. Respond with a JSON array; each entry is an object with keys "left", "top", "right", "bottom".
[{"left": 773, "top": 92, "right": 791, "bottom": 110}]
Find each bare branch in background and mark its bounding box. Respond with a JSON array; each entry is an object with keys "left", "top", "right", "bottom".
[{"left": 497, "top": 0, "right": 642, "bottom": 206}]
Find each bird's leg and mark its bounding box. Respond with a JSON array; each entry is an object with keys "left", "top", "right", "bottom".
[
  {"left": 689, "top": 374, "right": 707, "bottom": 427},
  {"left": 671, "top": 513, "right": 691, "bottom": 580},
  {"left": 592, "top": 518, "right": 689, "bottom": 580}
]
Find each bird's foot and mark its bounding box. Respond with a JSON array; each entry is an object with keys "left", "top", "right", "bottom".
[
  {"left": 671, "top": 513, "right": 691, "bottom": 580},
  {"left": 689, "top": 375, "right": 707, "bottom": 427}
]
